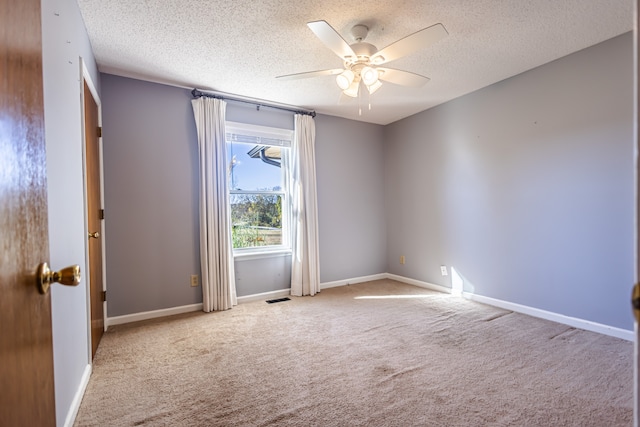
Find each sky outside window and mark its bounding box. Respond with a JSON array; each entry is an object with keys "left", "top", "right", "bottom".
[{"left": 227, "top": 141, "right": 283, "bottom": 190}]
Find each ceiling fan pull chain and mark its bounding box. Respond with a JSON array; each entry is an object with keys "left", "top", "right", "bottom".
[{"left": 358, "top": 81, "right": 362, "bottom": 116}]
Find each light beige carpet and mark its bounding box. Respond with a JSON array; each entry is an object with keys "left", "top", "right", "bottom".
[{"left": 75, "top": 280, "right": 632, "bottom": 426}]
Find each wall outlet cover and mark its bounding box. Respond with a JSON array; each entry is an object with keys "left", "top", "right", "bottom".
[{"left": 440, "top": 266, "right": 448, "bottom": 276}]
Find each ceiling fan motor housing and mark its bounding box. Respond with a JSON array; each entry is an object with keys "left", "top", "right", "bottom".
[
  {"left": 349, "top": 42, "right": 376, "bottom": 60},
  {"left": 345, "top": 42, "right": 377, "bottom": 69},
  {"left": 350, "top": 24, "right": 369, "bottom": 42}
]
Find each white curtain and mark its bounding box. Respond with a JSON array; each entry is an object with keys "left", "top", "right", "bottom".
[
  {"left": 191, "top": 97, "right": 237, "bottom": 311},
  {"left": 290, "top": 114, "right": 321, "bottom": 296}
]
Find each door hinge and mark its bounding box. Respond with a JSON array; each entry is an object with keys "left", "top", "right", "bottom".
[
  {"left": 97, "top": 126, "right": 102, "bottom": 138},
  {"left": 99, "top": 209, "right": 104, "bottom": 220},
  {"left": 101, "top": 291, "right": 107, "bottom": 302},
  {"left": 632, "top": 283, "right": 640, "bottom": 323}
]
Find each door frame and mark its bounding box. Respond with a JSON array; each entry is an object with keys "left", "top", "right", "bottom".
[{"left": 80, "top": 59, "right": 107, "bottom": 362}]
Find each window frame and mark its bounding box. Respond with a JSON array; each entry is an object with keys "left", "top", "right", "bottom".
[{"left": 225, "top": 121, "right": 293, "bottom": 257}]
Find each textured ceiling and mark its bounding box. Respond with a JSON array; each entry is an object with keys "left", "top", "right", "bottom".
[{"left": 76, "top": 0, "right": 634, "bottom": 125}]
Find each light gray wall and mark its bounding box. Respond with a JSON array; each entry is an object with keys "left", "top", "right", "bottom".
[
  {"left": 101, "top": 76, "right": 385, "bottom": 315},
  {"left": 100, "top": 76, "right": 296, "bottom": 315},
  {"left": 41, "top": 0, "right": 100, "bottom": 424},
  {"left": 315, "top": 114, "right": 387, "bottom": 283},
  {"left": 384, "top": 33, "right": 634, "bottom": 330},
  {"left": 234, "top": 254, "right": 292, "bottom": 296},
  {"left": 101, "top": 75, "right": 201, "bottom": 317}
]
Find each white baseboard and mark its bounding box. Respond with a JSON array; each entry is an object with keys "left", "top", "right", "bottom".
[
  {"left": 384, "top": 273, "right": 633, "bottom": 341},
  {"left": 105, "top": 274, "right": 634, "bottom": 342},
  {"left": 106, "top": 275, "right": 387, "bottom": 327},
  {"left": 320, "top": 273, "right": 388, "bottom": 290},
  {"left": 63, "top": 363, "right": 92, "bottom": 427},
  {"left": 386, "top": 273, "right": 634, "bottom": 341},
  {"left": 385, "top": 273, "right": 451, "bottom": 294},
  {"left": 105, "top": 290, "right": 294, "bottom": 327},
  {"left": 106, "top": 303, "right": 203, "bottom": 327},
  {"left": 463, "top": 292, "right": 634, "bottom": 341},
  {"left": 104, "top": 273, "right": 416, "bottom": 327},
  {"left": 237, "top": 288, "right": 291, "bottom": 304}
]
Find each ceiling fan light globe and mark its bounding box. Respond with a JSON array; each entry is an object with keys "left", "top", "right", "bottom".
[
  {"left": 343, "top": 80, "right": 360, "bottom": 97},
  {"left": 361, "top": 66, "right": 379, "bottom": 86},
  {"left": 336, "top": 70, "right": 355, "bottom": 90},
  {"left": 367, "top": 80, "right": 382, "bottom": 94}
]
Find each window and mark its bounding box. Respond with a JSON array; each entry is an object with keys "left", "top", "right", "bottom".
[{"left": 226, "top": 122, "right": 293, "bottom": 253}]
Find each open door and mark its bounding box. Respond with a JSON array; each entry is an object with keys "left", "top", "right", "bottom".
[
  {"left": 84, "top": 80, "right": 105, "bottom": 358},
  {"left": 1, "top": 0, "right": 62, "bottom": 424},
  {"left": 635, "top": 1, "right": 640, "bottom": 426}
]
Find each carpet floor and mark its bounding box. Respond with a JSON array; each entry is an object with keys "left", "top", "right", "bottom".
[{"left": 74, "top": 280, "right": 633, "bottom": 426}]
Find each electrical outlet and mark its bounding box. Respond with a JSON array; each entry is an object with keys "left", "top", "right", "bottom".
[
  {"left": 190, "top": 274, "right": 199, "bottom": 287},
  {"left": 400, "top": 255, "right": 405, "bottom": 265},
  {"left": 440, "top": 266, "right": 448, "bottom": 276}
]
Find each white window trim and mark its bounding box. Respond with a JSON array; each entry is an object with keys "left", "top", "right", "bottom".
[
  {"left": 233, "top": 248, "right": 292, "bottom": 261},
  {"left": 226, "top": 121, "right": 294, "bottom": 256},
  {"left": 226, "top": 121, "right": 293, "bottom": 147}
]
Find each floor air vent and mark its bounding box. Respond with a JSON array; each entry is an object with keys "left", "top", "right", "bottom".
[{"left": 266, "top": 297, "right": 290, "bottom": 304}]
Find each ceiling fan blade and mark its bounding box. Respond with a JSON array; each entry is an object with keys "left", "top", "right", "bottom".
[
  {"left": 371, "top": 23, "right": 448, "bottom": 65},
  {"left": 377, "top": 68, "right": 430, "bottom": 87},
  {"left": 307, "top": 20, "right": 357, "bottom": 60},
  {"left": 276, "top": 68, "right": 344, "bottom": 80}
]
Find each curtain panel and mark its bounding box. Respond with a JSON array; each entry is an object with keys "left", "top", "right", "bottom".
[
  {"left": 191, "top": 97, "right": 237, "bottom": 311},
  {"left": 290, "top": 114, "right": 321, "bottom": 296}
]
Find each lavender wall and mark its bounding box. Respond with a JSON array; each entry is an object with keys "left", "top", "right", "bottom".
[
  {"left": 315, "top": 114, "right": 387, "bottom": 283},
  {"left": 100, "top": 75, "right": 387, "bottom": 315},
  {"left": 101, "top": 76, "right": 201, "bottom": 316},
  {"left": 384, "top": 33, "right": 634, "bottom": 330}
]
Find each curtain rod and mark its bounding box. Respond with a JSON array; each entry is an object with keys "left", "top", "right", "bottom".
[{"left": 191, "top": 88, "right": 316, "bottom": 118}]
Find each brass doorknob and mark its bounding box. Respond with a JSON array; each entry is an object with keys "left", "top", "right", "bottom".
[
  {"left": 88, "top": 231, "right": 100, "bottom": 239},
  {"left": 36, "top": 262, "right": 81, "bottom": 294}
]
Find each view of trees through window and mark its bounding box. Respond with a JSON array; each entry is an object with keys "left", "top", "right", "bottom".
[
  {"left": 230, "top": 193, "right": 282, "bottom": 248},
  {"left": 227, "top": 137, "right": 288, "bottom": 250}
]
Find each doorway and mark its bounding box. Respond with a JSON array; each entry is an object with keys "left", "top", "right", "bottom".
[{"left": 83, "top": 74, "right": 105, "bottom": 359}]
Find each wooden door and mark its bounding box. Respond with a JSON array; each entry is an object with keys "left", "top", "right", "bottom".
[
  {"left": 0, "top": 0, "right": 56, "bottom": 424},
  {"left": 84, "top": 81, "right": 104, "bottom": 358},
  {"left": 635, "top": 2, "right": 640, "bottom": 426}
]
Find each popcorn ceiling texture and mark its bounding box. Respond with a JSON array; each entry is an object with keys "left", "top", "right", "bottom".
[{"left": 76, "top": 0, "right": 632, "bottom": 125}]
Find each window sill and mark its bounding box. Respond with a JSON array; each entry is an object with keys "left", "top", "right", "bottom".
[{"left": 233, "top": 248, "right": 292, "bottom": 261}]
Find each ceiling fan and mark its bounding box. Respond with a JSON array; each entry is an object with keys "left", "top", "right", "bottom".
[{"left": 277, "top": 20, "right": 448, "bottom": 100}]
